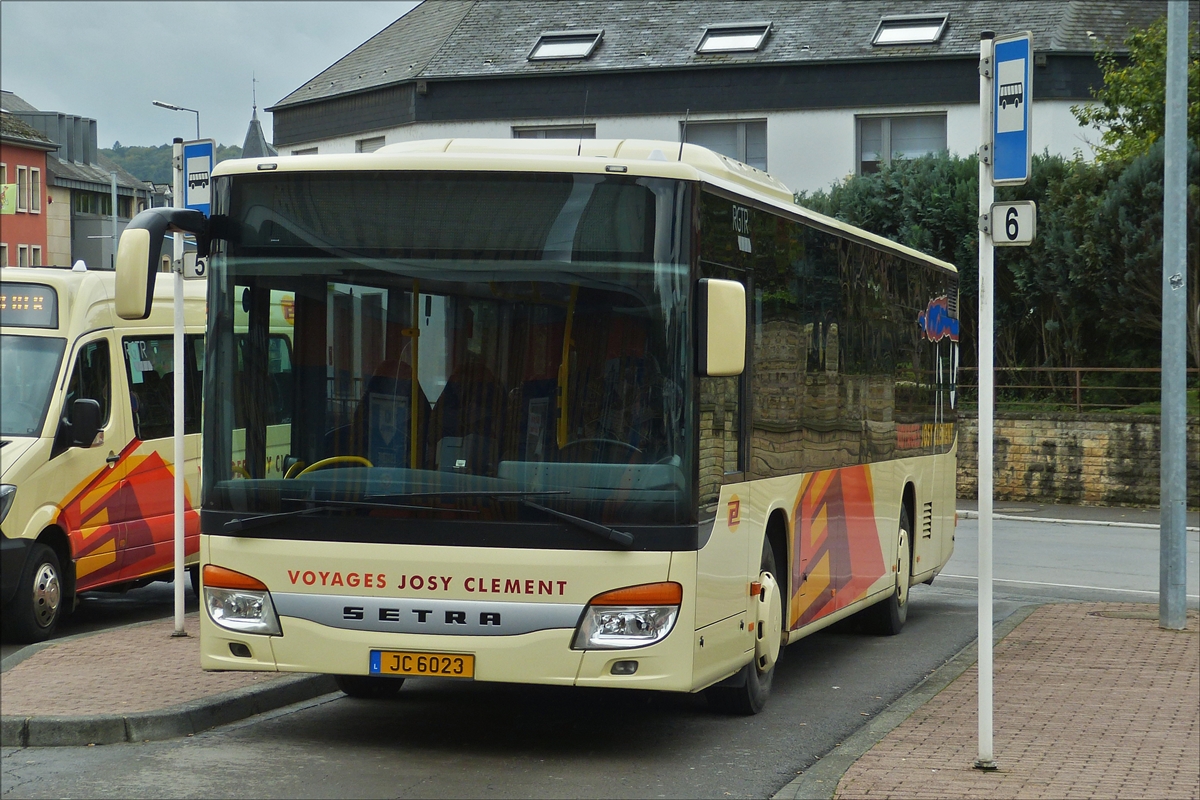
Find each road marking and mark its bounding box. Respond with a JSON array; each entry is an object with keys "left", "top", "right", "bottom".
[
  {"left": 956, "top": 510, "right": 1200, "bottom": 533},
  {"left": 939, "top": 573, "right": 1200, "bottom": 600}
]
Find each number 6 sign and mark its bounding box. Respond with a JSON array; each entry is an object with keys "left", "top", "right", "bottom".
[{"left": 990, "top": 200, "right": 1037, "bottom": 246}]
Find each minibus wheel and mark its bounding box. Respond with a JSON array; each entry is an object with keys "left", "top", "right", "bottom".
[
  {"left": 706, "top": 539, "right": 782, "bottom": 715},
  {"left": 335, "top": 674, "right": 405, "bottom": 699},
  {"left": 8, "top": 543, "right": 63, "bottom": 643}
]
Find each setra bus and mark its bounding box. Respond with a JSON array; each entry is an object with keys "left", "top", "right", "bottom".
[{"left": 114, "top": 139, "right": 959, "bottom": 713}]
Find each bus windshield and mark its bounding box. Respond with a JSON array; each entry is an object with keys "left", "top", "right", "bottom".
[
  {"left": 202, "top": 171, "right": 694, "bottom": 531},
  {"left": 1, "top": 335, "right": 66, "bottom": 437}
]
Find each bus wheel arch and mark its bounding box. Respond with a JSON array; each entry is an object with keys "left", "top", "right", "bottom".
[{"left": 872, "top": 490, "right": 915, "bottom": 636}]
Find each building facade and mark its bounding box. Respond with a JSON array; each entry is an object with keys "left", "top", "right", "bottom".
[
  {"left": 0, "top": 113, "right": 58, "bottom": 268},
  {"left": 1, "top": 91, "right": 153, "bottom": 268},
  {"left": 267, "top": 0, "right": 1171, "bottom": 193}
]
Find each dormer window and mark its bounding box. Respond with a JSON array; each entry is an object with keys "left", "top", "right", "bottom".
[
  {"left": 528, "top": 30, "right": 603, "bottom": 60},
  {"left": 696, "top": 23, "right": 771, "bottom": 54},
  {"left": 872, "top": 15, "right": 948, "bottom": 46}
]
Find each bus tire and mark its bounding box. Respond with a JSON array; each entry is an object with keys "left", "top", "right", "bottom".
[
  {"left": 705, "top": 539, "right": 783, "bottom": 715},
  {"left": 6, "top": 543, "right": 64, "bottom": 643},
  {"left": 335, "top": 674, "right": 405, "bottom": 699},
  {"left": 873, "top": 505, "right": 912, "bottom": 636}
]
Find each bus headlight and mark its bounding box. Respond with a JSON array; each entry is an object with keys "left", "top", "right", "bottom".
[
  {"left": 0, "top": 485, "right": 15, "bottom": 525},
  {"left": 572, "top": 582, "right": 681, "bottom": 650},
  {"left": 203, "top": 565, "right": 282, "bottom": 636}
]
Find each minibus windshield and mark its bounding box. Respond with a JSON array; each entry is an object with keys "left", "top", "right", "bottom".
[{"left": 1, "top": 335, "right": 66, "bottom": 437}]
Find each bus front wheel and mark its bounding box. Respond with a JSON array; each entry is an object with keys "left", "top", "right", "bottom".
[
  {"left": 706, "top": 539, "right": 783, "bottom": 715},
  {"left": 335, "top": 674, "right": 404, "bottom": 699},
  {"left": 6, "top": 543, "right": 64, "bottom": 643}
]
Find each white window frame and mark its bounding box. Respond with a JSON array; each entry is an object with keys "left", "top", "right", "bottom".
[
  {"left": 0, "top": 243, "right": 8, "bottom": 267},
  {"left": 355, "top": 136, "right": 386, "bottom": 153},
  {"left": 512, "top": 125, "right": 597, "bottom": 139},
  {"left": 31, "top": 245, "right": 42, "bottom": 267},
  {"left": 0, "top": 162, "right": 7, "bottom": 185},
  {"left": 16, "top": 166, "right": 29, "bottom": 212},
  {"left": 856, "top": 113, "right": 947, "bottom": 174},
  {"left": 17, "top": 244, "right": 29, "bottom": 267},
  {"left": 682, "top": 119, "right": 768, "bottom": 171},
  {"left": 528, "top": 30, "right": 603, "bottom": 61},
  {"left": 872, "top": 15, "right": 948, "bottom": 46},
  {"left": 30, "top": 167, "right": 41, "bottom": 214},
  {"left": 696, "top": 22, "right": 771, "bottom": 54}
]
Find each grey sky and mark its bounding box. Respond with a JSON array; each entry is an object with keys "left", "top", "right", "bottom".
[{"left": 1, "top": 1, "right": 418, "bottom": 148}]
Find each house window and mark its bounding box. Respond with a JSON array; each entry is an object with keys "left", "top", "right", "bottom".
[
  {"left": 513, "top": 125, "right": 597, "bottom": 139},
  {"left": 291, "top": 147, "right": 318, "bottom": 156},
  {"left": 98, "top": 193, "right": 112, "bottom": 217},
  {"left": 30, "top": 168, "right": 40, "bottom": 213},
  {"left": 0, "top": 163, "right": 6, "bottom": 184},
  {"left": 75, "top": 193, "right": 94, "bottom": 214},
  {"left": 119, "top": 196, "right": 133, "bottom": 219},
  {"left": 872, "top": 15, "right": 947, "bottom": 46},
  {"left": 528, "top": 30, "right": 603, "bottom": 60},
  {"left": 684, "top": 120, "right": 767, "bottom": 171},
  {"left": 696, "top": 23, "right": 771, "bottom": 54},
  {"left": 0, "top": 244, "right": 7, "bottom": 267},
  {"left": 31, "top": 246, "right": 41, "bottom": 267},
  {"left": 16, "top": 166, "right": 28, "bottom": 212},
  {"left": 858, "top": 114, "right": 947, "bottom": 173},
  {"left": 18, "top": 245, "right": 29, "bottom": 267},
  {"left": 356, "top": 136, "right": 386, "bottom": 153}
]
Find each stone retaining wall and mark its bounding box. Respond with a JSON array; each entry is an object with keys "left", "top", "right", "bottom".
[{"left": 956, "top": 413, "right": 1199, "bottom": 507}]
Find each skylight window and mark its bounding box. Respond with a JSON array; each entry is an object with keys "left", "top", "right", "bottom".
[
  {"left": 528, "top": 30, "right": 603, "bottom": 60},
  {"left": 696, "top": 23, "right": 771, "bottom": 54},
  {"left": 872, "top": 15, "right": 948, "bottom": 46}
]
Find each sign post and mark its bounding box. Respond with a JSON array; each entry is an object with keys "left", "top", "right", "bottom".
[
  {"left": 976, "top": 28, "right": 1033, "bottom": 773},
  {"left": 171, "top": 138, "right": 213, "bottom": 637}
]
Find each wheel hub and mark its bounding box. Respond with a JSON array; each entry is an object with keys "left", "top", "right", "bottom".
[
  {"left": 896, "top": 528, "right": 911, "bottom": 607},
  {"left": 32, "top": 562, "right": 61, "bottom": 629},
  {"left": 754, "top": 570, "right": 783, "bottom": 671}
]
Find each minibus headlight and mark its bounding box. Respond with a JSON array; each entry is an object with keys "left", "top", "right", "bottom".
[
  {"left": 203, "top": 565, "right": 282, "bottom": 636},
  {"left": 572, "top": 582, "right": 681, "bottom": 650},
  {"left": 0, "top": 485, "right": 15, "bottom": 525}
]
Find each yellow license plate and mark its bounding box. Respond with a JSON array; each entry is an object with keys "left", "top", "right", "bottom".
[{"left": 370, "top": 650, "right": 475, "bottom": 678}]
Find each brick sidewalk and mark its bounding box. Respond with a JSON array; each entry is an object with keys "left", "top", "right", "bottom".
[
  {"left": 1, "top": 614, "right": 283, "bottom": 717},
  {"left": 835, "top": 603, "right": 1200, "bottom": 800}
]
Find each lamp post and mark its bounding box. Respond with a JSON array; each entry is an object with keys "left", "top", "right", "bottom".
[{"left": 152, "top": 100, "right": 200, "bottom": 140}]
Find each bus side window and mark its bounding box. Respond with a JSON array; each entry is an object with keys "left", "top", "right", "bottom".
[
  {"left": 122, "top": 335, "right": 204, "bottom": 440},
  {"left": 52, "top": 338, "right": 111, "bottom": 458}
]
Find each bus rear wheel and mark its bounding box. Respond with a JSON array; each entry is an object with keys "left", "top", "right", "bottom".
[
  {"left": 335, "top": 674, "right": 405, "bottom": 699},
  {"left": 706, "top": 539, "right": 783, "bottom": 715},
  {"left": 872, "top": 506, "right": 912, "bottom": 636}
]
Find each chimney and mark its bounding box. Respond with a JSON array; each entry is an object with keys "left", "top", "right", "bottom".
[
  {"left": 85, "top": 119, "right": 98, "bottom": 165},
  {"left": 71, "top": 116, "right": 84, "bottom": 164}
]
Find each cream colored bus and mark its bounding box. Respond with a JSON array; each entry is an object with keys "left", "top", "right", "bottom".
[{"left": 115, "top": 139, "right": 959, "bottom": 713}]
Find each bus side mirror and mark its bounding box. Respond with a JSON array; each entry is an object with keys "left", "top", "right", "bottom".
[
  {"left": 115, "top": 207, "right": 209, "bottom": 320},
  {"left": 68, "top": 399, "right": 102, "bottom": 448},
  {"left": 697, "top": 278, "right": 746, "bottom": 377}
]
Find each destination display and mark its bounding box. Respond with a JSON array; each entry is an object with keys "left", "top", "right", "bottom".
[{"left": 0, "top": 282, "right": 58, "bottom": 329}]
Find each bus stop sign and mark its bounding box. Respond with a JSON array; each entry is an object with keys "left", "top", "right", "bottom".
[
  {"left": 992, "top": 32, "right": 1032, "bottom": 185},
  {"left": 182, "top": 139, "right": 215, "bottom": 217}
]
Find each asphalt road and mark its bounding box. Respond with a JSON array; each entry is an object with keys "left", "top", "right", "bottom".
[{"left": 2, "top": 511, "right": 1196, "bottom": 799}]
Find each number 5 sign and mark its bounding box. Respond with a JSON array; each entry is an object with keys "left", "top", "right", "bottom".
[{"left": 990, "top": 201, "right": 1037, "bottom": 246}]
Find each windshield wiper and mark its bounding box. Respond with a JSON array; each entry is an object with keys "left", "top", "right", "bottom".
[
  {"left": 224, "top": 506, "right": 330, "bottom": 533},
  {"left": 365, "top": 490, "right": 569, "bottom": 501},
  {"left": 291, "top": 497, "right": 478, "bottom": 514},
  {"left": 519, "top": 500, "right": 634, "bottom": 548}
]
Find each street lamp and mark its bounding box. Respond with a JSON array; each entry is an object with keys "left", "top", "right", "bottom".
[{"left": 152, "top": 100, "right": 200, "bottom": 140}]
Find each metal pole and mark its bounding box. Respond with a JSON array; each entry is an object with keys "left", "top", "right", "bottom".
[
  {"left": 975, "top": 29, "right": 998, "bottom": 772},
  {"left": 171, "top": 137, "right": 187, "bottom": 638},
  {"left": 1159, "top": 1, "right": 1188, "bottom": 631},
  {"left": 109, "top": 172, "right": 117, "bottom": 270}
]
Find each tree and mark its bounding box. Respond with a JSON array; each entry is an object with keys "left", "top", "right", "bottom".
[{"left": 1072, "top": 16, "right": 1200, "bottom": 164}]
